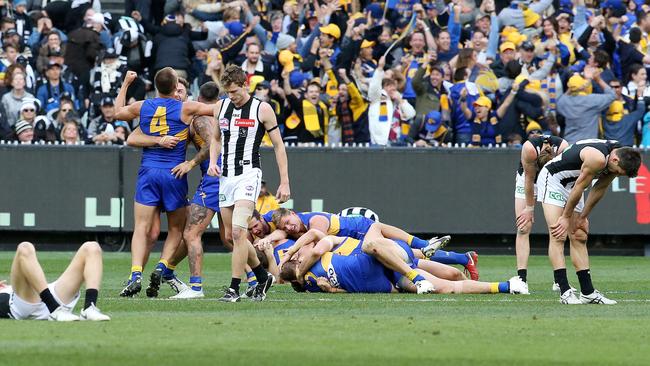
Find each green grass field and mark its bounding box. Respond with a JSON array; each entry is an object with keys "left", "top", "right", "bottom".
[{"left": 1, "top": 251, "right": 649, "bottom": 366}]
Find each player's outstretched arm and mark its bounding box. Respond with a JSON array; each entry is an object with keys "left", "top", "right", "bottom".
[
  {"left": 115, "top": 71, "right": 143, "bottom": 121},
  {"left": 261, "top": 102, "right": 290, "bottom": 203}
]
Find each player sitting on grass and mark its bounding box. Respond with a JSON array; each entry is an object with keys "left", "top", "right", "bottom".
[
  {"left": 265, "top": 208, "right": 480, "bottom": 279},
  {"left": 0, "top": 241, "right": 110, "bottom": 321},
  {"left": 280, "top": 235, "right": 527, "bottom": 295}
]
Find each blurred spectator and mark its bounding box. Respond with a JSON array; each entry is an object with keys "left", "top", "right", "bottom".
[
  {"left": 12, "top": 119, "right": 34, "bottom": 143},
  {"left": 282, "top": 72, "right": 328, "bottom": 144},
  {"left": 90, "top": 48, "right": 126, "bottom": 109},
  {"left": 60, "top": 120, "right": 81, "bottom": 145},
  {"left": 1, "top": 43, "right": 36, "bottom": 91},
  {"left": 603, "top": 79, "right": 645, "bottom": 146},
  {"left": 88, "top": 96, "right": 122, "bottom": 139},
  {"left": 12, "top": 0, "right": 31, "bottom": 42},
  {"left": 35, "top": 31, "right": 66, "bottom": 74},
  {"left": 40, "top": 96, "right": 77, "bottom": 142},
  {"left": 64, "top": 11, "right": 105, "bottom": 94},
  {"left": 622, "top": 63, "right": 650, "bottom": 99},
  {"left": 36, "top": 61, "right": 77, "bottom": 113},
  {"left": 151, "top": 14, "right": 201, "bottom": 80},
  {"left": 241, "top": 43, "right": 272, "bottom": 82},
  {"left": 368, "top": 56, "right": 416, "bottom": 146},
  {"left": 2, "top": 72, "right": 34, "bottom": 126},
  {"left": 460, "top": 83, "right": 516, "bottom": 147},
  {"left": 256, "top": 180, "right": 280, "bottom": 215},
  {"left": 557, "top": 68, "right": 615, "bottom": 144},
  {"left": 411, "top": 53, "right": 448, "bottom": 125},
  {"left": 411, "top": 110, "right": 451, "bottom": 147},
  {"left": 17, "top": 98, "right": 38, "bottom": 126},
  {"left": 330, "top": 68, "right": 369, "bottom": 144}
]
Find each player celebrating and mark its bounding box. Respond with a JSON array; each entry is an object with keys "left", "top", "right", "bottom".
[
  {"left": 207, "top": 65, "right": 290, "bottom": 302},
  {"left": 514, "top": 134, "right": 568, "bottom": 291},
  {"left": 115, "top": 69, "right": 215, "bottom": 297},
  {"left": 538, "top": 139, "right": 641, "bottom": 304},
  {"left": 0, "top": 241, "right": 110, "bottom": 321}
]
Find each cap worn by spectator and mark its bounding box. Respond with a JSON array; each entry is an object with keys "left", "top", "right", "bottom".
[
  {"left": 525, "top": 121, "right": 543, "bottom": 134},
  {"left": 101, "top": 97, "right": 114, "bottom": 106},
  {"left": 249, "top": 75, "right": 266, "bottom": 93},
  {"left": 5, "top": 29, "right": 18, "bottom": 37},
  {"left": 567, "top": 74, "right": 591, "bottom": 95},
  {"left": 104, "top": 48, "right": 118, "bottom": 59},
  {"left": 361, "top": 40, "right": 375, "bottom": 49},
  {"left": 14, "top": 120, "right": 33, "bottom": 135},
  {"left": 606, "top": 101, "right": 624, "bottom": 122},
  {"left": 320, "top": 24, "right": 341, "bottom": 40},
  {"left": 425, "top": 111, "right": 443, "bottom": 132},
  {"left": 506, "top": 31, "right": 527, "bottom": 47},
  {"left": 308, "top": 77, "right": 323, "bottom": 89},
  {"left": 47, "top": 61, "right": 63, "bottom": 69},
  {"left": 499, "top": 42, "right": 516, "bottom": 53},
  {"left": 289, "top": 71, "right": 305, "bottom": 88},
  {"left": 14, "top": 0, "right": 27, "bottom": 9},
  {"left": 114, "top": 120, "right": 132, "bottom": 133},
  {"left": 520, "top": 41, "right": 535, "bottom": 52},
  {"left": 473, "top": 96, "right": 492, "bottom": 109}
]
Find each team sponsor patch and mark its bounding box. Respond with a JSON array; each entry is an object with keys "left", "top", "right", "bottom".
[
  {"left": 219, "top": 194, "right": 226, "bottom": 202},
  {"left": 219, "top": 118, "right": 229, "bottom": 128},
  {"left": 516, "top": 186, "right": 525, "bottom": 194},
  {"left": 235, "top": 118, "right": 255, "bottom": 128},
  {"left": 548, "top": 191, "right": 566, "bottom": 202},
  {"left": 246, "top": 185, "right": 254, "bottom": 191}
]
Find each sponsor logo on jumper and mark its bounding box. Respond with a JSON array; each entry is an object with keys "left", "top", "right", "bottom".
[{"left": 235, "top": 118, "right": 255, "bottom": 128}]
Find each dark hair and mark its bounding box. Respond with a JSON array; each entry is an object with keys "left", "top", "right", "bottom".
[
  {"left": 593, "top": 50, "right": 610, "bottom": 69},
  {"left": 177, "top": 77, "right": 189, "bottom": 90},
  {"left": 630, "top": 27, "right": 642, "bottom": 44},
  {"left": 505, "top": 60, "right": 523, "bottom": 79},
  {"left": 537, "top": 146, "right": 556, "bottom": 169},
  {"left": 291, "top": 281, "right": 306, "bottom": 292},
  {"left": 154, "top": 67, "right": 178, "bottom": 95},
  {"left": 251, "top": 209, "right": 261, "bottom": 221},
  {"left": 628, "top": 63, "right": 645, "bottom": 82},
  {"left": 453, "top": 67, "right": 468, "bottom": 82},
  {"left": 616, "top": 147, "right": 642, "bottom": 178},
  {"left": 279, "top": 259, "right": 300, "bottom": 283},
  {"left": 199, "top": 81, "right": 219, "bottom": 102},
  {"left": 220, "top": 64, "right": 247, "bottom": 87},
  {"left": 543, "top": 17, "right": 559, "bottom": 34}
]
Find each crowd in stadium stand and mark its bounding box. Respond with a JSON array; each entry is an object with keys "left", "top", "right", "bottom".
[{"left": 1, "top": 0, "right": 650, "bottom": 147}]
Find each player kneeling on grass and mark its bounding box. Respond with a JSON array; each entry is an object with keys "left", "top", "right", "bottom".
[{"left": 0, "top": 242, "right": 110, "bottom": 321}]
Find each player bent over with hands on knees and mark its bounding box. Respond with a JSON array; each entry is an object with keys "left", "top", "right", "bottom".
[
  {"left": 538, "top": 140, "right": 641, "bottom": 304},
  {"left": 513, "top": 133, "right": 569, "bottom": 293},
  {"left": 0, "top": 242, "right": 110, "bottom": 321}
]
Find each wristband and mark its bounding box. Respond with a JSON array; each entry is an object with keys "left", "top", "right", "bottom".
[{"left": 187, "top": 160, "right": 196, "bottom": 168}]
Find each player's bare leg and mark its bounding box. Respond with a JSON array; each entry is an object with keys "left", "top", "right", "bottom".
[
  {"left": 10, "top": 242, "right": 50, "bottom": 303},
  {"left": 146, "top": 207, "right": 187, "bottom": 298},
  {"left": 514, "top": 198, "right": 532, "bottom": 282},
  {"left": 543, "top": 203, "right": 580, "bottom": 304},
  {"left": 142, "top": 208, "right": 161, "bottom": 269},
  {"left": 121, "top": 203, "right": 159, "bottom": 297},
  {"left": 416, "top": 260, "right": 467, "bottom": 281},
  {"left": 398, "top": 269, "right": 527, "bottom": 295}
]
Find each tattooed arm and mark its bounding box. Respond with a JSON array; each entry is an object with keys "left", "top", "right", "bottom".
[{"left": 171, "top": 115, "right": 214, "bottom": 178}]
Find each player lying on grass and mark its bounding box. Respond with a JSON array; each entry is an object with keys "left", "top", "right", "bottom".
[
  {"left": 0, "top": 241, "right": 110, "bottom": 321},
  {"left": 257, "top": 230, "right": 467, "bottom": 284},
  {"left": 255, "top": 209, "right": 480, "bottom": 279},
  {"left": 279, "top": 235, "right": 527, "bottom": 294}
]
